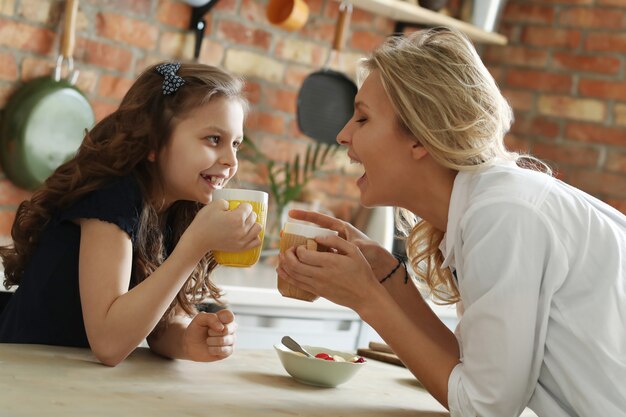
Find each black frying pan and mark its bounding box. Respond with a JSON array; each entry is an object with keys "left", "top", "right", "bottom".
[
  {"left": 297, "top": 2, "right": 356, "bottom": 145},
  {"left": 0, "top": 0, "right": 94, "bottom": 190}
]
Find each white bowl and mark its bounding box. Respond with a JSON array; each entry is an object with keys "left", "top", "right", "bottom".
[{"left": 274, "top": 344, "right": 366, "bottom": 387}]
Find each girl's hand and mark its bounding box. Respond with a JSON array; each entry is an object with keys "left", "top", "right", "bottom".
[
  {"left": 185, "top": 199, "right": 263, "bottom": 257},
  {"left": 183, "top": 310, "right": 237, "bottom": 362},
  {"left": 287, "top": 209, "right": 397, "bottom": 278},
  {"left": 277, "top": 235, "right": 382, "bottom": 313}
]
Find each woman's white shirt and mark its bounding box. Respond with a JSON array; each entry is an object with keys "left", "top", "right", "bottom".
[{"left": 440, "top": 162, "right": 626, "bottom": 417}]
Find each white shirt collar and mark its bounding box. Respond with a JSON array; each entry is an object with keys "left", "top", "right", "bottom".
[{"left": 440, "top": 159, "right": 518, "bottom": 269}]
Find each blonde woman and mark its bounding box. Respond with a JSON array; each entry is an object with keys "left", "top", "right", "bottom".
[{"left": 278, "top": 28, "right": 626, "bottom": 417}]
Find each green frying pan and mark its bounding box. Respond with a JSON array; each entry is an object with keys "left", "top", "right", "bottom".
[{"left": 0, "top": 0, "right": 94, "bottom": 190}]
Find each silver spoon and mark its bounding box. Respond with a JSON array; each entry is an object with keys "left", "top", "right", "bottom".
[{"left": 281, "top": 336, "right": 313, "bottom": 357}]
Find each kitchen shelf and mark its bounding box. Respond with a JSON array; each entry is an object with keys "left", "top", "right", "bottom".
[{"left": 340, "top": 0, "right": 507, "bottom": 45}]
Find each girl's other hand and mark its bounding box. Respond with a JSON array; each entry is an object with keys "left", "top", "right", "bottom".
[
  {"left": 183, "top": 310, "right": 237, "bottom": 362},
  {"left": 287, "top": 209, "right": 396, "bottom": 278},
  {"left": 185, "top": 199, "right": 262, "bottom": 257}
]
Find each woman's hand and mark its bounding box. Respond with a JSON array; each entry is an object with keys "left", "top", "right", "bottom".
[
  {"left": 183, "top": 310, "right": 237, "bottom": 362},
  {"left": 277, "top": 234, "right": 383, "bottom": 313},
  {"left": 184, "top": 199, "right": 262, "bottom": 258},
  {"left": 287, "top": 209, "right": 397, "bottom": 278}
]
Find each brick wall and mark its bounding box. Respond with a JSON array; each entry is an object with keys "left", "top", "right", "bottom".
[
  {"left": 485, "top": 0, "right": 626, "bottom": 213},
  {"left": 0, "top": 0, "right": 625, "bottom": 241}
]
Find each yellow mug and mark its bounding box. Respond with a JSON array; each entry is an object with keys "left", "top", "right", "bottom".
[
  {"left": 278, "top": 221, "right": 338, "bottom": 301},
  {"left": 212, "top": 188, "right": 268, "bottom": 268}
]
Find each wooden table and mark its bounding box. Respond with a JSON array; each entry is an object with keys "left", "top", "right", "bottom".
[{"left": 0, "top": 343, "right": 451, "bottom": 417}]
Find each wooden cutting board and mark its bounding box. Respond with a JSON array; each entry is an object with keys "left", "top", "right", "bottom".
[{"left": 357, "top": 342, "right": 405, "bottom": 367}]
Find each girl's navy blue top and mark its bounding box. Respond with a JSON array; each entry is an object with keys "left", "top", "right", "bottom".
[{"left": 0, "top": 176, "right": 143, "bottom": 347}]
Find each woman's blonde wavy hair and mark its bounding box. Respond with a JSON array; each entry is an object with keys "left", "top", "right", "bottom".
[
  {"left": 360, "top": 28, "right": 550, "bottom": 304},
  {"left": 0, "top": 62, "right": 248, "bottom": 322}
]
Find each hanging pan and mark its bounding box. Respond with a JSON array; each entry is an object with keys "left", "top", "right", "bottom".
[
  {"left": 296, "top": 2, "right": 357, "bottom": 145},
  {"left": 0, "top": 0, "right": 94, "bottom": 190}
]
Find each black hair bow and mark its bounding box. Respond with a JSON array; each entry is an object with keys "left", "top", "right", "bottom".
[{"left": 156, "top": 62, "right": 185, "bottom": 95}]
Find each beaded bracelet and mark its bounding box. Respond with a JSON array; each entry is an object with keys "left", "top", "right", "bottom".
[{"left": 379, "top": 255, "right": 409, "bottom": 284}]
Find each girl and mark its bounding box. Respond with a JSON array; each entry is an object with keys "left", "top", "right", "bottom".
[
  {"left": 278, "top": 28, "right": 626, "bottom": 417},
  {"left": 0, "top": 62, "right": 262, "bottom": 367}
]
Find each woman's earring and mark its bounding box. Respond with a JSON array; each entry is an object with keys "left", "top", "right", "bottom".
[{"left": 147, "top": 151, "right": 156, "bottom": 162}]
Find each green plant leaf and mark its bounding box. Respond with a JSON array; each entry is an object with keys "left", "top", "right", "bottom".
[{"left": 293, "top": 154, "right": 300, "bottom": 187}]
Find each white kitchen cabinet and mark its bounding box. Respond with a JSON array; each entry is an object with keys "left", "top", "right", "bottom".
[{"left": 211, "top": 261, "right": 458, "bottom": 351}]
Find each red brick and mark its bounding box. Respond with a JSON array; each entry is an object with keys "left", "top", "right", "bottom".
[
  {"left": 558, "top": 8, "right": 625, "bottom": 29},
  {"left": 98, "top": 74, "right": 133, "bottom": 100},
  {"left": 75, "top": 39, "right": 133, "bottom": 72},
  {"left": 506, "top": 69, "right": 572, "bottom": 94},
  {"left": 240, "top": 0, "right": 266, "bottom": 24},
  {"left": 552, "top": 52, "right": 621, "bottom": 75},
  {"left": 0, "top": 210, "right": 16, "bottom": 240},
  {"left": 350, "top": 30, "right": 385, "bottom": 53},
  {"left": 234, "top": 159, "right": 268, "bottom": 186},
  {"left": 604, "top": 198, "right": 626, "bottom": 215},
  {"left": 305, "top": 0, "right": 324, "bottom": 15},
  {"left": 300, "top": 21, "right": 337, "bottom": 45},
  {"left": 532, "top": 142, "right": 599, "bottom": 167},
  {"left": 502, "top": 89, "right": 534, "bottom": 112},
  {"left": 243, "top": 81, "right": 261, "bottom": 105},
  {"left": 214, "top": 0, "right": 238, "bottom": 13},
  {"left": 82, "top": 0, "right": 151, "bottom": 14},
  {"left": 606, "top": 151, "right": 626, "bottom": 174},
  {"left": 0, "top": 19, "right": 55, "bottom": 54},
  {"left": 504, "top": 134, "right": 531, "bottom": 153},
  {"left": 17, "top": 0, "right": 62, "bottom": 24},
  {"left": 521, "top": 27, "right": 581, "bottom": 49},
  {"left": 92, "top": 99, "right": 119, "bottom": 123},
  {"left": 579, "top": 79, "right": 626, "bottom": 101},
  {"left": 528, "top": 0, "right": 592, "bottom": 4},
  {"left": 252, "top": 135, "right": 310, "bottom": 163},
  {"left": 156, "top": 0, "right": 191, "bottom": 29},
  {"left": 0, "top": 52, "right": 17, "bottom": 81},
  {"left": 96, "top": 13, "right": 158, "bottom": 49},
  {"left": 596, "top": 0, "right": 626, "bottom": 6},
  {"left": 568, "top": 170, "right": 626, "bottom": 198},
  {"left": 586, "top": 32, "right": 626, "bottom": 53},
  {"left": 73, "top": 69, "right": 98, "bottom": 95},
  {"left": 511, "top": 115, "right": 561, "bottom": 139},
  {"left": 285, "top": 65, "right": 315, "bottom": 88},
  {"left": 484, "top": 45, "right": 549, "bottom": 68},
  {"left": 538, "top": 95, "right": 605, "bottom": 122},
  {"left": 246, "top": 111, "right": 287, "bottom": 135},
  {"left": 565, "top": 122, "right": 626, "bottom": 146},
  {"left": 264, "top": 86, "right": 298, "bottom": 114},
  {"left": 0, "top": 179, "right": 32, "bottom": 204},
  {"left": 198, "top": 39, "right": 225, "bottom": 66},
  {"left": 217, "top": 20, "right": 272, "bottom": 51},
  {"left": 502, "top": 3, "right": 555, "bottom": 24},
  {"left": 20, "top": 57, "right": 55, "bottom": 81}
]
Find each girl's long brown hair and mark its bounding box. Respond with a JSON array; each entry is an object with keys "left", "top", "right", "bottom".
[{"left": 1, "top": 62, "right": 248, "bottom": 321}]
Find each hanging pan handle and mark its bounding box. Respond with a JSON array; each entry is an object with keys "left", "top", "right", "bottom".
[
  {"left": 324, "top": 1, "right": 352, "bottom": 69},
  {"left": 56, "top": 0, "right": 79, "bottom": 83},
  {"left": 332, "top": 1, "right": 352, "bottom": 53}
]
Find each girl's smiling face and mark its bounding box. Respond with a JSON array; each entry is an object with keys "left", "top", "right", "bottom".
[
  {"left": 337, "top": 71, "right": 417, "bottom": 207},
  {"left": 156, "top": 96, "right": 245, "bottom": 207}
]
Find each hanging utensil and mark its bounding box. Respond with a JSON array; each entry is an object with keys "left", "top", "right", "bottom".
[
  {"left": 187, "top": 0, "right": 221, "bottom": 61},
  {"left": 296, "top": 2, "right": 357, "bottom": 145},
  {"left": 0, "top": 0, "right": 94, "bottom": 190}
]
